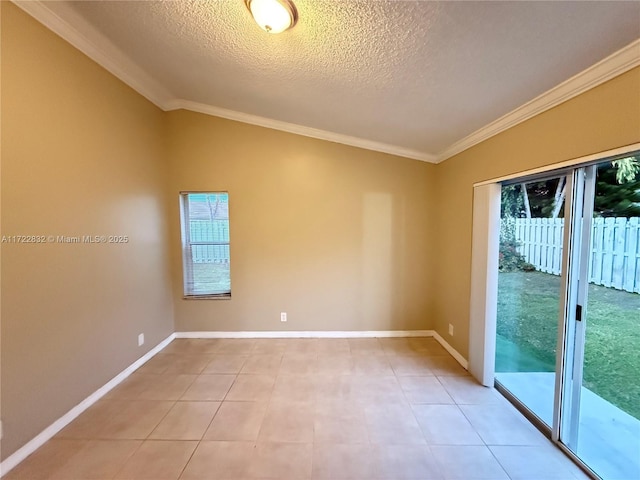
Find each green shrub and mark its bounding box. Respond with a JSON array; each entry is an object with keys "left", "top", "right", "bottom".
[{"left": 499, "top": 218, "right": 536, "bottom": 272}]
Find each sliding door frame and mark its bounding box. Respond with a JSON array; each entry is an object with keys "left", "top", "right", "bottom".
[
  {"left": 559, "top": 165, "right": 598, "bottom": 448},
  {"left": 552, "top": 169, "right": 578, "bottom": 442},
  {"left": 468, "top": 143, "right": 640, "bottom": 478},
  {"left": 469, "top": 142, "right": 640, "bottom": 385}
]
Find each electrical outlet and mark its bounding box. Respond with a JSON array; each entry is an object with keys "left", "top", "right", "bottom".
[
  {"left": 280, "top": 312, "right": 287, "bottom": 322},
  {"left": 138, "top": 333, "right": 145, "bottom": 346},
  {"left": 448, "top": 324, "right": 454, "bottom": 336}
]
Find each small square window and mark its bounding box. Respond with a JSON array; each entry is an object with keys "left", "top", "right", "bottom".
[{"left": 180, "top": 192, "right": 231, "bottom": 298}]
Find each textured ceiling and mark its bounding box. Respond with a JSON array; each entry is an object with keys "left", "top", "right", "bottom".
[{"left": 31, "top": 1, "right": 640, "bottom": 161}]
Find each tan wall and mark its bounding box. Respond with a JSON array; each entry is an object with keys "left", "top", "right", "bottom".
[
  {"left": 166, "top": 110, "right": 437, "bottom": 333},
  {"left": 3, "top": 0, "right": 639, "bottom": 463},
  {"left": 1, "top": 3, "right": 174, "bottom": 459},
  {"left": 433, "top": 67, "right": 640, "bottom": 357}
]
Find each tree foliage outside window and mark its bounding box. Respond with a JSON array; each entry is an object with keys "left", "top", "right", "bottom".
[
  {"left": 595, "top": 157, "right": 640, "bottom": 217},
  {"left": 498, "top": 154, "right": 639, "bottom": 272}
]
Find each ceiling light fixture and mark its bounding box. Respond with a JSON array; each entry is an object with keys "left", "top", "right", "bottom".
[{"left": 245, "top": 0, "right": 298, "bottom": 34}]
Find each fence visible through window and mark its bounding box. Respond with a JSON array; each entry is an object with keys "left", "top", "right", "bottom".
[{"left": 190, "top": 220, "right": 230, "bottom": 264}]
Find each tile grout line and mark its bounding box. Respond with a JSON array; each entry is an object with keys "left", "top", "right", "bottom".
[
  {"left": 157, "top": 339, "right": 244, "bottom": 480},
  {"left": 10, "top": 337, "right": 580, "bottom": 480},
  {"left": 0, "top": 333, "right": 176, "bottom": 478}
]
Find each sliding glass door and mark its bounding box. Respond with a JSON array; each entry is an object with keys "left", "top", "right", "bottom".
[
  {"left": 560, "top": 161, "right": 640, "bottom": 480},
  {"left": 495, "top": 174, "right": 569, "bottom": 428},
  {"left": 494, "top": 153, "right": 640, "bottom": 480}
]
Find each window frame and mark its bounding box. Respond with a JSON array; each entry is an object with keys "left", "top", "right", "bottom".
[{"left": 179, "top": 191, "right": 231, "bottom": 300}]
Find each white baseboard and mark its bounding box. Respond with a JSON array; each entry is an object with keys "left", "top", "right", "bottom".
[
  {"left": 432, "top": 331, "right": 469, "bottom": 369},
  {"left": 174, "top": 329, "right": 469, "bottom": 369},
  {"left": 175, "top": 330, "right": 434, "bottom": 339},
  {"left": 0, "top": 333, "right": 175, "bottom": 478},
  {"left": 1, "top": 328, "right": 469, "bottom": 477}
]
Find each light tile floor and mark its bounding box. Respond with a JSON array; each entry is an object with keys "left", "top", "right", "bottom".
[
  {"left": 497, "top": 372, "right": 640, "bottom": 480},
  {"left": 5, "top": 337, "right": 590, "bottom": 480}
]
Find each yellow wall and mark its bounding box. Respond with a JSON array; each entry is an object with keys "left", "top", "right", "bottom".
[
  {"left": 3, "top": 0, "right": 640, "bottom": 465},
  {"left": 1, "top": 3, "right": 174, "bottom": 459},
  {"left": 166, "top": 110, "right": 437, "bottom": 332},
  {"left": 433, "top": 67, "right": 640, "bottom": 357}
]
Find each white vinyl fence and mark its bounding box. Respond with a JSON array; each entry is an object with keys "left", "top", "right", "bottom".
[
  {"left": 513, "top": 217, "right": 640, "bottom": 294},
  {"left": 190, "top": 220, "right": 230, "bottom": 264}
]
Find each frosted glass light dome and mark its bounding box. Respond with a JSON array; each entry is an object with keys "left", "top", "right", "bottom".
[{"left": 246, "top": 0, "right": 298, "bottom": 34}]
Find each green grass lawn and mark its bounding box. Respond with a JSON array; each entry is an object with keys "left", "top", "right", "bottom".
[{"left": 496, "top": 271, "right": 640, "bottom": 420}]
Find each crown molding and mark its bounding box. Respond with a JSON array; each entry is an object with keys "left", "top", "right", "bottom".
[
  {"left": 12, "top": 0, "right": 174, "bottom": 109},
  {"left": 12, "top": 1, "right": 639, "bottom": 166},
  {"left": 14, "top": 0, "right": 436, "bottom": 163},
  {"left": 165, "top": 99, "right": 438, "bottom": 163},
  {"left": 436, "top": 38, "right": 640, "bottom": 163}
]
